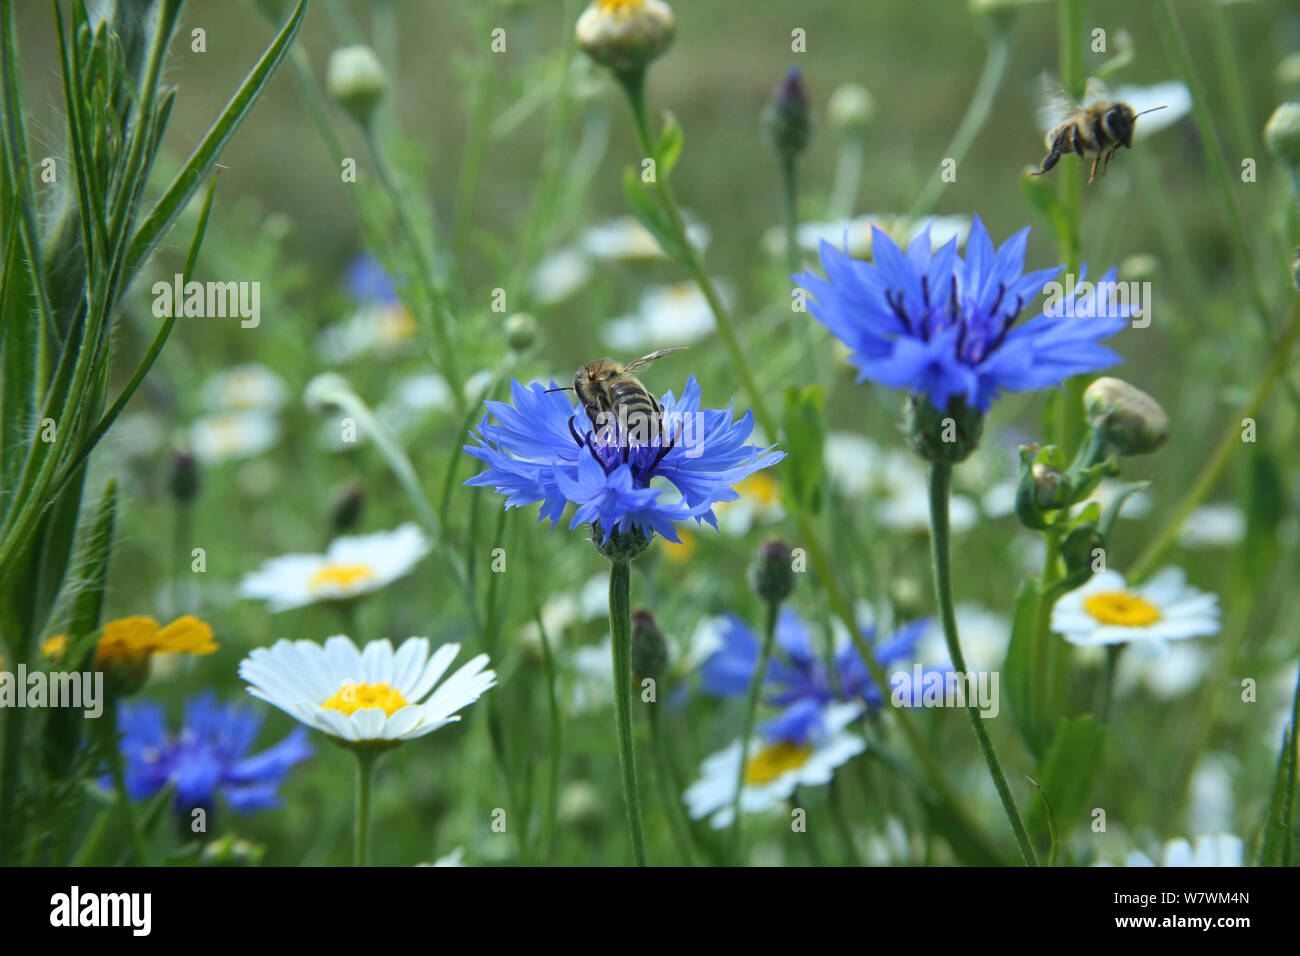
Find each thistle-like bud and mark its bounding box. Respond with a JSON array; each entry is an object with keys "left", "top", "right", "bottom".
[
  {"left": 200, "top": 834, "right": 265, "bottom": 867},
  {"left": 828, "top": 82, "right": 875, "bottom": 137},
  {"left": 504, "top": 312, "right": 538, "bottom": 352},
  {"left": 631, "top": 607, "right": 668, "bottom": 681},
  {"left": 594, "top": 523, "right": 652, "bottom": 562},
  {"left": 762, "top": 68, "right": 812, "bottom": 159},
  {"left": 1083, "top": 377, "right": 1169, "bottom": 456},
  {"left": 750, "top": 538, "right": 795, "bottom": 606},
  {"left": 1264, "top": 103, "right": 1300, "bottom": 165},
  {"left": 331, "top": 481, "right": 364, "bottom": 535},
  {"left": 169, "top": 449, "right": 199, "bottom": 504},
  {"left": 326, "top": 46, "right": 388, "bottom": 128},
  {"left": 904, "top": 394, "right": 985, "bottom": 464},
  {"left": 575, "top": 0, "right": 675, "bottom": 74}
]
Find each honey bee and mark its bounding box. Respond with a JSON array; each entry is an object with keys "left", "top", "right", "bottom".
[
  {"left": 547, "top": 347, "right": 686, "bottom": 464},
  {"left": 1030, "top": 76, "right": 1167, "bottom": 184}
]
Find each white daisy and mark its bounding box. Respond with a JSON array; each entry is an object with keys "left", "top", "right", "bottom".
[
  {"left": 316, "top": 301, "right": 418, "bottom": 363},
  {"left": 769, "top": 214, "right": 971, "bottom": 260},
  {"left": 919, "top": 603, "right": 1010, "bottom": 672},
  {"left": 530, "top": 247, "right": 593, "bottom": 305},
  {"left": 239, "top": 634, "right": 495, "bottom": 747},
  {"left": 684, "top": 702, "right": 866, "bottom": 829},
  {"left": 1110, "top": 639, "right": 1209, "bottom": 698},
  {"left": 601, "top": 280, "right": 729, "bottom": 351},
  {"left": 581, "top": 215, "right": 710, "bottom": 262},
  {"left": 1051, "top": 567, "right": 1220, "bottom": 650},
  {"left": 189, "top": 410, "right": 279, "bottom": 464},
  {"left": 199, "top": 363, "right": 287, "bottom": 413},
  {"left": 239, "top": 523, "right": 432, "bottom": 613}
]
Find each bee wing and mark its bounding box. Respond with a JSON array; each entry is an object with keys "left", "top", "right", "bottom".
[
  {"left": 1083, "top": 76, "right": 1112, "bottom": 107},
  {"left": 622, "top": 346, "right": 688, "bottom": 372},
  {"left": 1034, "top": 71, "right": 1082, "bottom": 132}
]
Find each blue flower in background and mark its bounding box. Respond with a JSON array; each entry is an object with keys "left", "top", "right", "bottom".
[
  {"left": 700, "top": 607, "right": 942, "bottom": 743},
  {"left": 112, "top": 692, "right": 313, "bottom": 813},
  {"left": 795, "top": 214, "right": 1128, "bottom": 413},
  {"left": 464, "top": 376, "right": 784, "bottom": 544},
  {"left": 344, "top": 254, "right": 399, "bottom": 305}
]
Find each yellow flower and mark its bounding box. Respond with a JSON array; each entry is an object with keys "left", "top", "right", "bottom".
[
  {"left": 40, "top": 634, "right": 68, "bottom": 661},
  {"left": 94, "top": 615, "right": 217, "bottom": 672},
  {"left": 661, "top": 529, "right": 697, "bottom": 563}
]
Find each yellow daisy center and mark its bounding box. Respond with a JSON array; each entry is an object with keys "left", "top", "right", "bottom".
[
  {"left": 1083, "top": 590, "right": 1162, "bottom": 627},
  {"left": 308, "top": 563, "right": 375, "bottom": 594},
  {"left": 598, "top": 0, "right": 644, "bottom": 11},
  {"left": 321, "top": 681, "right": 410, "bottom": 717},
  {"left": 743, "top": 741, "right": 813, "bottom": 786},
  {"left": 41, "top": 634, "right": 68, "bottom": 660}
]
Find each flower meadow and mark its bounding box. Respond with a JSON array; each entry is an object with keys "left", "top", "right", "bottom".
[{"left": 3, "top": 0, "right": 1300, "bottom": 880}]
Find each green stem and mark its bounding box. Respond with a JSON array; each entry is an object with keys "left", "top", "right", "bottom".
[
  {"left": 1098, "top": 644, "right": 1123, "bottom": 725},
  {"left": 607, "top": 559, "right": 647, "bottom": 866},
  {"left": 353, "top": 748, "right": 378, "bottom": 866},
  {"left": 105, "top": 708, "right": 147, "bottom": 865},
  {"left": 929, "top": 462, "right": 1038, "bottom": 865},
  {"left": 611, "top": 66, "right": 1003, "bottom": 860},
  {"left": 729, "top": 599, "right": 779, "bottom": 865},
  {"left": 907, "top": 27, "right": 1012, "bottom": 220},
  {"left": 0, "top": 703, "right": 26, "bottom": 864},
  {"left": 1130, "top": 300, "right": 1300, "bottom": 582},
  {"left": 646, "top": 705, "right": 695, "bottom": 865}
]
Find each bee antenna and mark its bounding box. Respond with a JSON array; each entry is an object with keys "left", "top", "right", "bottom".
[
  {"left": 1135, "top": 105, "right": 1169, "bottom": 117},
  {"left": 543, "top": 386, "right": 574, "bottom": 393}
]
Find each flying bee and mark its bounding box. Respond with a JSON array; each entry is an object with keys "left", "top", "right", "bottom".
[
  {"left": 1030, "top": 75, "right": 1167, "bottom": 184},
  {"left": 546, "top": 347, "right": 686, "bottom": 466}
]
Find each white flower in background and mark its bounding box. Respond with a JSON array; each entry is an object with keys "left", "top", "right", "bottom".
[
  {"left": 684, "top": 702, "right": 865, "bottom": 829},
  {"left": 919, "top": 603, "right": 1010, "bottom": 672},
  {"left": 769, "top": 214, "right": 971, "bottom": 260},
  {"left": 200, "top": 363, "right": 287, "bottom": 413},
  {"left": 190, "top": 410, "right": 279, "bottom": 464},
  {"left": 570, "top": 637, "right": 613, "bottom": 715},
  {"left": 581, "top": 214, "right": 709, "bottom": 262},
  {"left": 530, "top": 247, "right": 593, "bottom": 305},
  {"left": 239, "top": 523, "right": 432, "bottom": 613},
  {"left": 1178, "top": 502, "right": 1245, "bottom": 549},
  {"left": 980, "top": 479, "right": 1017, "bottom": 518},
  {"left": 1186, "top": 754, "right": 1237, "bottom": 836},
  {"left": 519, "top": 574, "right": 609, "bottom": 652},
  {"left": 1052, "top": 567, "right": 1220, "bottom": 650},
  {"left": 463, "top": 369, "right": 493, "bottom": 404},
  {"left": 823, "top": 434, "right": 974, "bottom": 532},
  {"left": 373, "top": 373, "right": 455, "bottom": 437},
  {"left": 316, "top": 301, "right": 418, "bottom": 363},
  {"left": 239, "top": 635, "right": 494, "bottom": 745},
  {"left": 601, "top": 280, "right": 729, "bottom": 351},
  {"left": 1098, "top": 834, "right": 1244, "bottom": 867},
  {"left": 418, "top": 847, "right": 467, "bottom": 867},
  {"left": 1109, "top": 81, "right": 1192, "bottom": 138}
]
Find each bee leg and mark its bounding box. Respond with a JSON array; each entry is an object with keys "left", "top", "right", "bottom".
[
  {"left": 1101, "top": 145, "right": 1117, "bottom": 176},
  {"left": 1088, "top": 154, "right": 1099, "bottom": 184}
]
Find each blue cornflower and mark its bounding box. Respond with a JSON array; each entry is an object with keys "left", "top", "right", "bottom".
[
  {"left": 795, "top": 214, "right": 1128, "bottom": 414},
  {"left": 464, "top": 376, "right": 784, "bottom": 544},
  {"left": 699, "top": 607, "right": 942, "bottom": 743},
  {"left": 112, "top": 692, "right": 313, "bottom": 814},
  {"left": 344, "top": 254, "right": 399, "bottom": 305}
]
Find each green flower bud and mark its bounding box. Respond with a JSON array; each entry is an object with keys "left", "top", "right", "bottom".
[
  {"left": 1083, "top": 377, "right": 1169, "bottom": 456},
  {"left": 1119, "top": 253, "right": 1160, "bottom": 284},
  {"left": 750, "top": 538, "right": 795, "bottom": 606},
  {"left": 504, "top": 312, "right": 538, "bottom": 352},
  {"left": 1060, "top": 522, "right": 1104, "bottom": 585},
  {"left": 1031, "top": 462, "right": 1068, "bottom": 510},
  {"left": 1264, "top": 103, "right": 1300, "bottom": 165},
  {"left": 594, "top": 523, "right": 651, "bottom": 562},
  {"left": 169, "top": 450, "right": 199, "bottom": 504},
  {"left": 1277, "top": 53, "right": 1300, "bottom": 91},
  {"left": 762, "top": 68, "right": 811, "bottom": 159},
  {"left": 828, "top": 83, "right": 875, "bottom": 137},
  {"left": 904, "top": 394, "right": 985, "bottom": 465},
  {"left": 326, "top": 45, "right": 388, "bottom": 128},
  {"left": 631, "top": 607, "right": 668, "bottom": 681},
  {"left": 575, "top": 0, "right": 675, "bottom": 74}
]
